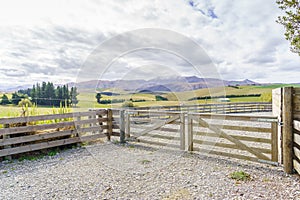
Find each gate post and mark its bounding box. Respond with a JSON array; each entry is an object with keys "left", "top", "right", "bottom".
[
  {"left": 282, "top": 87, "right": 294, "bottom": 174},
  {"left": 180, "top": 112, "right": 185, "bottom": 150},
  {"left": 120, "top": 109, "right": 125, "bottom": 143},
  {"left": 125, "top": 111, "right": 130, "bottom": 139},
  {"left": 107, "top": 109, "right": 113, "bottom": 141},
  {"left": 187, "top": 114, "right": 193, "bottom": 151}
]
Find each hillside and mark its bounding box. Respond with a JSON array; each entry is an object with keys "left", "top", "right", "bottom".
[{"left": 74, "top": 76, "right": 261, "bottom": 93}]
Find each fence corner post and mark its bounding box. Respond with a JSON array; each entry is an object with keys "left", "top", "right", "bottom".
[{"left": 282, "top": 87, "right": 294, "bottom": 174}]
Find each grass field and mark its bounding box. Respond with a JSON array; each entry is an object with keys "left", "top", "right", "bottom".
[{"left": 1, "top": 84, "right": 299, "bottom": 118}]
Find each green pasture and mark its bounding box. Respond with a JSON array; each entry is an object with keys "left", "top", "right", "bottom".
[{"left": 1, "top": 84, "right": 297, "bottom": 118}]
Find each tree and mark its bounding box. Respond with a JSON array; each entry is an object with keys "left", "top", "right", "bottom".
[
  {"left": 276, "top": 0, "right": 300, "bottom": 55},
  {"left": 1, "top": 94, "right": 10, "bottom": 105},
  {"left": 11, "top": 92, "right": 22, "bottom": 105},
  {"left": 96, "top": 93, "right": 102, "bottom": 104},
  {"left": 70, "top": 87, "right": 79, "bottom": 107}
]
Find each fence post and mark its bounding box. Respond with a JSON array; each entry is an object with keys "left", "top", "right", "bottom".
[
  {"left": 125, "top": 111, "right": 130, "bottom": 139},
  {"left": 4, "top": 124, "right": 12, "bottom": 161},
  {"left": 120, "top": 109, "right": 125, "bottom": 143},
  {"left": 107, "top": 109, "right": 113, "bottom": 141},
  {"left": 282, "top": 87, "right": 293, "bottom": 174},
  {"left": 180, "top": 112, "right": 185, "bottom": 150},
  {"left": 187, "top": 114, "right": 193, "bottom": 151}
]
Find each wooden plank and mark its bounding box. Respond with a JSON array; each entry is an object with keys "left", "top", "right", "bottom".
[
  {"left": 111, "top": 132, "right": 120, "bottom": 136},
  {"left": 293, "top": 120, "right": 300, "bottom": 132},
  {"left": 79, "top": 126, "right": 105, "bottom": 133},
  {"left": 191, "top": 113, "right": 277, "bottom": 122},
  {"left": 194, "top": 131, "right": 271, "bottom": 143},
  {"left": 193, "top": 139, "right": 271, "bottom": 154},
  {"left": 0, "top": 129, "right": 75, "bottom": 146},
  {"left": 293, "top": 95, "right": 300, "bottom": 112},
  {"left": 271, "top": 122, "right": 279, "bottom": 162},
  {"left": 294, "top": 88, "right": 300, "bottom": 94},
  {"left": 294, "top": 111, "right": 300, "bottom": 120},
  {"left": 282, "top": 87, "right": 294, "bottom": 174},
  {"left": 293, "top": 159, "right": 300, "bottom": 175},
  {"left": 193, "top": 147, "right": 259, "bottom": 162},
  {"left": 294, "top": 133, "right": 300, "bottom": 147},
  {"left": 128, "top": 110, "right": 182, "bottom": 115},
  {"left": 0, "top": 111, "right": 101, "bottom": 125},
  {"left": 293, "top": 146, "right": 300, "bottom": 160},
  {"left": 193, "top": 123, "right": 271, "bottom": 133},
  {"left": 98, "top": 118, "right": 108, "bottom": 123},
  {"left": 0, "top": 121, "right": 75, "bottom": 136},
  {"left": 0, "top": 137, "right": 80, "bottom": 157},
  {"left": 138, "top": 115, "right": 180, "bottom": 136},
  {"left": 196, "top": 117, "right": 270, "bottom": 160}
]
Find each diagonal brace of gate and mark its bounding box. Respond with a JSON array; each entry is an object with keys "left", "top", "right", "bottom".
[
  {"left": 138, "top": 115, "right": 180, "bottom": 136},
  {"left": 194, "top": 116, "right": 270, "bottom": 161}
]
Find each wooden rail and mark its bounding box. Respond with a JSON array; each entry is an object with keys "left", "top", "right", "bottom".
[
  {"left": 129, "top": 102, "right": 272, "bottom": 114},
  {"left": 0, "top": 109, "right": 110, "bottom": 158}
]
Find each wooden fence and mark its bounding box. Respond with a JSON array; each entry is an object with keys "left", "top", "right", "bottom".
[
  {"left": 0, "top": 103, "right": 276, "bottom": 164},
  {"left": 129, "top": 102, "right": 272, "bottom": 114},
  {"left": 0, "top": 109, "right": 119, "bottom": 159},
  {"left": 123, "top": 110, "right": 278, "bottom": 164},
  {"left": 273, "top": 87, "right": 300, "bottom": 174}
]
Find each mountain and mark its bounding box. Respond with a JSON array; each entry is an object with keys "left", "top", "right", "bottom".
[{"left": 73, "top": 76, "right": 261, "bottom": 92}]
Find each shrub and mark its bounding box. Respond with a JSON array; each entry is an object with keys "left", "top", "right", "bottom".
[{"left": 122, "top": 101, "right": 134, "bottom": 107}]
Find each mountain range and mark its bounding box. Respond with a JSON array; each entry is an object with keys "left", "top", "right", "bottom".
[{"left": 73, "top": 76, "right": 260, "bottom": 92}]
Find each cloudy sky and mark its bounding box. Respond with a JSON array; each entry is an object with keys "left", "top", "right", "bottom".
[{"left": 0, "top": 0, "right": 299, "bottom": 89}]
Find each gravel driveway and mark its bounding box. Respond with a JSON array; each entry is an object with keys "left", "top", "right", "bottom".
[{"left": 1, "top": 142, "right": 300, "bottom": 200}]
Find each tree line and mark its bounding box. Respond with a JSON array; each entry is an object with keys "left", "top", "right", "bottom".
[{"left": 1, "top": 82, "right": 79, "bottom": 107}]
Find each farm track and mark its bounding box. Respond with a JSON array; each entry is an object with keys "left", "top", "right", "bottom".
[{"left": 0, "top": 142, "right": 300, "bottom": 200}]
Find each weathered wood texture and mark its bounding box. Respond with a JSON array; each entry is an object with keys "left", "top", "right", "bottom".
[
  {"left": 274, "top": 87, "right": 300, "bottom": 174},
  {"left": 128, "top": 102, "right": 271, "bottom": 114},
  {"left": 0, "top": 109, "right": 109, "bottom": 158},
  {"left": 188, "top": 113, "right": 277, "bottom": 163}
]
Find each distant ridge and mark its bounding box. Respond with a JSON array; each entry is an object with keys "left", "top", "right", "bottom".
[{"left": 73, "top": 76, "right": 261, "bottom": 92}]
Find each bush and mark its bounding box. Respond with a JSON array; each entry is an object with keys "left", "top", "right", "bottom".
[
  {"left": 155, "top": 95, "right": 168, "bottom": 101},
  {"left": 122, "top": 101, "right": 134, "bottom": 107}
]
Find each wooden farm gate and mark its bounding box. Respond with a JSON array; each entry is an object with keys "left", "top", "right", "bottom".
[
  {"left": 120, "top": 109, "right": 279, "bottom": 165},
  {"left": 122, "top": 110, "right": 186, "bottom": 150},
  {"left": 187, "top": 113, "right": 278, "bottom": 164}
]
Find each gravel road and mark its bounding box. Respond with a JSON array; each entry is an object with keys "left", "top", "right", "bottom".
[{"left": 1, "top": 141, "right": 300, "bottom": 200}]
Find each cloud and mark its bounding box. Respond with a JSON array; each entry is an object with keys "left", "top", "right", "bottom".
[{"left": 0, "top": 0, "right": 299, "bottom": 89}]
